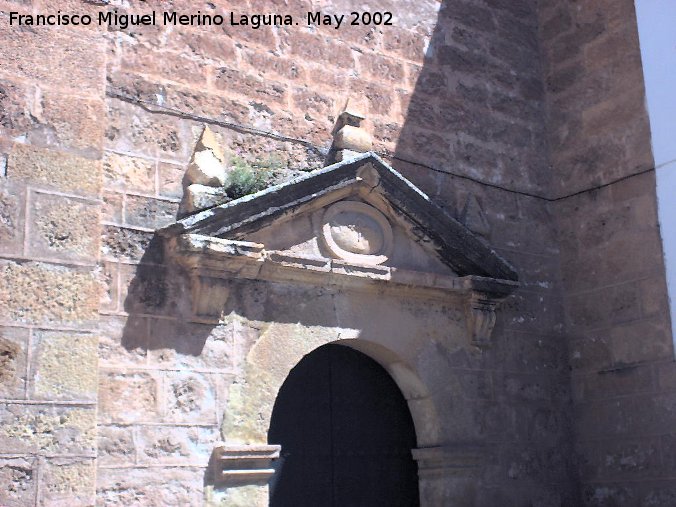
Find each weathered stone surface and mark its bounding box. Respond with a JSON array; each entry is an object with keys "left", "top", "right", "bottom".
[
  {"left": 0, "top": 403, "right": 96, "bottom": 454},
  {"left": 280, "top": 29, "right": 354, "bottom": 69},
  {"left": 99, "top": 261, "right": 118, "bottom": 314},
  {"left": 106, "top": 70, "right": 249, "bottom": 126},
  {"left": 41, "top": 458, "right": 96, "bottom": 506},
  {"left": 656, "top": 362, "right": 676, "bottom": 391},
  {"left": 610, "top": 318, "right": 672, "bottom": 364},
  {"left": 101, "top": 226, "right": 156, "bottom": 262},
  {"left": 105, "top": 99, "right": 194, "bottom": 162},
  {"left": 146, "top": 319, "right": 235, "bottom": 370},
  {"left": 98, "top": 314, "right": 148, "bottom": 367},
  {"left": 183, "top": 184, "right": 230, "bottom": 214},
  {"left": 460, "top": 193, "right": 490, "bottom": 237},
  {"left": 97, "top": 425, "right": 136, "bottom": 466},
  {"left": 243, "top": 49, "right": 304, "bottom": 82},
  {"left": 213, "top": 66, "right": 288, "bottom": 106},
  {"left": 581, "top": 483, "right": 635, "bottom": 506},
  {"left": 569, "top": 335, "right": 613, "bottom": 372},
  {"left": 30, "top": 331, "right": 98, "bottom": 401},
  {"left": 578, "top": 437, "right": 661, "bottom": 481},
  {"left": 0, "top": 261, "right": 99, "bottom": 325},
  {"left": 383, "top": 26, "right": 428, "bottom": 63},
  {"left": 29, "top": 93, "right": 105, "bottom": 157},
  {"left": 185, "top": 126, "right": 227, "bottom": 187},
  {"left": 97, "top": 467, "right": 204, "bottom": 506},
  {"left": 137, "top": 425, "right": 219, "bottom": 465},
  {"left": 291, "top": 86, "right": 335, "bottom": 122},
  {"left": 0, "top": 78, "right": 34, "bottom": 137},
  {"left": 98, "top": 371, "right": 159, "bottom": 424},
  {"left": 158, "top": 161, "right": 186, "bottom": 199},
  {"left": 29, "top": 192, "right": 100, "bottom": 261},
  {"left": 0, "top": 457, "right": 36, "bottom": 507},
  {"left": 0, "top": 181, "right": 25, "bottom": 256},
  {"left": 169, "top": 30, "right": 237, "bottom": 64},
  {"left": 7, "top": 143, "right": 101, "bottom": 196},
  {"left": 102, "top": 191, "right": 123, "bottom": 225},
  {"left": 119, "top": 263, "right": 188, "bottom": 316},
  {"left": 103, "top": 152, "right": 156, "bottom": 193},
  {"left": 0, "top": 326, "right": 28, "bottom": 400},
  {"left": 576, "top": 364, "right": 654, "bottom": 402},
  {"left": 0, "top": 19, "right": 105, "bottom": 93},
  {"left": 125, "top": 195, "right": 179, "bottom": 229},
  {"left": 120, "top": 43, "right": 208, "bottom": 88},
  {"left": 165, "top": 372, "right": 218, "bottom": 424}
]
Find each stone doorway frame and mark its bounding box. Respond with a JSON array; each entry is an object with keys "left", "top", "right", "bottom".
[
  {"left": 160, "top": 153, "right": 519, "bottom": 505},
  {"left": 166, "top": 232, "right": 515, "bottom": 506}
]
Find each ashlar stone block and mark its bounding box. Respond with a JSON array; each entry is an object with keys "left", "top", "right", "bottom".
[
  {"left": 164, "top": 372, "right": 218, "bottom": 424},
  {"left": 102, "top": 152, "right": 156, "bottom": 193},
  {"left": 0, "top": 404, "right": 96, "bottom": 455},
  {"left": 30, "top": 331, "right": 98, "bottom": 401},
  {"left": 41, "top": 458, "right": 96, "bottom": 507},
  {"left": 0, "top": 457, "right": 36, "bottom": 507},
  {"left": 98, "top": 371, "right": 159, "bottom": 424},
  {"left": 0, "top": 326, "right": 28, "bottom": 400},
  {"left": 29, "top": 192, "right": 100, "bottom": 261},
  {"left": 0, "top": 261, "right": 100, "bottom": 326},
  {"left": 0, "top": 180, "right": 26, "bottom": 256},
  {"left": 7, "top": 143, "right": 101, "bottom": 196}
]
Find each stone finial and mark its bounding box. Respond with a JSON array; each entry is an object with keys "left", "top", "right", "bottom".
[
  {"left": 331, "top": 102, "right": 373, "bottom": 162},
  {"left": 184, "top": 184, "right": 229, "bottom": 215},
  {"left": 185, "top": 126, "right": 227, "bottom": 187},
  {"left": 180, "top": 126, "right": 230, "bottom": 216}
]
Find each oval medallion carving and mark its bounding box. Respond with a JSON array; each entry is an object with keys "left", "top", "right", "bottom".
[{"left": 321, "top": 201, "right": 393, "bottom": 265}]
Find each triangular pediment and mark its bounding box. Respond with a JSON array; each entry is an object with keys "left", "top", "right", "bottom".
[
  {"left": 244, "top": 194, "right": 458, "bottom": 276},
  {"left": 160, "top": 153, "right": 517, "bottom": 282}
]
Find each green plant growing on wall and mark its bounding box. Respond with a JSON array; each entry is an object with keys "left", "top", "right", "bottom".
[{"left": 224, "top": 155, "right": 279, "bottom": 199}]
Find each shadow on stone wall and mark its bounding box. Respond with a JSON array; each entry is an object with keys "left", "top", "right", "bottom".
[
  {"left": 386, "top": 1, "right": 579, "bottom": 504},
  {"left": 120, "top": 235, "right": 214, "bottom": 356},
  {"left": 388, "top": 0, "right": 550, "bottom": 214}
]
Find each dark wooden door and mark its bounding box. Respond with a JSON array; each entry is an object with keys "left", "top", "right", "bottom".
[{"left": 268, "top": 344, "right": 419, "bottom": 507}]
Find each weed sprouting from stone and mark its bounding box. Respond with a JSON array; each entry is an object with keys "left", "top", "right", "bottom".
[{"left": 224, "top": 155, "right": 281, "bottom": 199}]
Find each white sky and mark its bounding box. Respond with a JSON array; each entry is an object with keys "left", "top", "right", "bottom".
[{"left": 635, "top": 0, "right": 676, "bottom": 346}]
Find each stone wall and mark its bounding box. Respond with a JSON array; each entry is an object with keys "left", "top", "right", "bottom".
[
  {"left": 539, "top": 0, "right": 676, "bottom": 504},
  {"left": 0, "top": 0, "right": 672, "bottom": 505},
  {"left": 0, "top": 0, "right": 578, "bottom": 504},
  {"left": 392, "top": 1, "right": 577, "bottom": 503},
  {"left": 0, "top": 1, "right": 106, "bottom": 504}
]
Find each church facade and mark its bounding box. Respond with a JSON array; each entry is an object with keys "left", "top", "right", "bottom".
[{"left": 0, "top": 0, "right": 674, "bottom": 505}]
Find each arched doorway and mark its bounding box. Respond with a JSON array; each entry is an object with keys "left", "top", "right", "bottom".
[{"left": 268, "top": 343, "right": 420, "bottom": 506}]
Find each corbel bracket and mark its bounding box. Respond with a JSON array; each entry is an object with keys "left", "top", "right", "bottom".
[
  {"left": 466, "top": 291, "right": 500, "bottom": 348},
  {"left": 412, "top": 444, "right": 486, "bottom": 478},
  {"left": 212, "top": 444, "right": 281, "bottom": 487}
]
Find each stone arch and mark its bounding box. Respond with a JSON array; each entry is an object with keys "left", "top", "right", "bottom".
[{"left": 221, "top": 325, "right": 442, "bottom": 450}]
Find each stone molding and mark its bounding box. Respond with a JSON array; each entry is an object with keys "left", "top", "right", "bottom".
[
  {"left": 167, "top": 233, "right": 516, "bottom": 347},
  {"left": 318, "top": 201, "right": 394, "bottom": 265},
  {"left": 212, "top": 444, "right": 281, "bottom": 486},
  {"left": 160, "top": 153, "right": 519, "bottom": 282},
  {"left": 412, "top": 445, "right": 486, "bottom": 478}
]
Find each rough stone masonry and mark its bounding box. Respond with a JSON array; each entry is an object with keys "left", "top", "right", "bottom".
[{"left": 0, "top": 0, "right": 673, "bottom": 505}]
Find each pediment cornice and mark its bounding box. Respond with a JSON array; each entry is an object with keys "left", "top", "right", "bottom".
[{"left": 161, "top": 153, "right": 519, "bottom": 348}]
